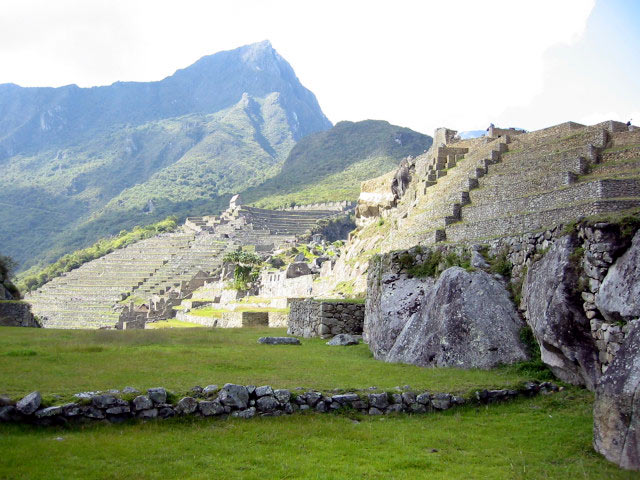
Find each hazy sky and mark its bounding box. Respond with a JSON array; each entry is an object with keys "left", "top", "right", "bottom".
[{"left": 0, "top": 0, "right": 638, "bottom": 134}]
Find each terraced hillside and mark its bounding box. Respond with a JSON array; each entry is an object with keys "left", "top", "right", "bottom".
[
  {"left": 25, "top": 203, "right": 349, "bottom": 329},
  {"left": 330, "top": 120, "right": 640, "bottom": 293}
]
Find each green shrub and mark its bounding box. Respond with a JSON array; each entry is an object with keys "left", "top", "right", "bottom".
[{"left": 488, "top": 250, "right": 512, "bottom": 278}]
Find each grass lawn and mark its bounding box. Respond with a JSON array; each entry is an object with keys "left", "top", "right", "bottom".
[
  {"left": 0, "top": 327, "right": 547, "bottom": 402},
  {"left": 0, "top": 327, "right": 633, "bottom": 479},
  {"left": 145, "top": 319, "right": 204, "bottom": 329},
  {"left": 0, "top": 390, "right": 634, "bottom": 480}
]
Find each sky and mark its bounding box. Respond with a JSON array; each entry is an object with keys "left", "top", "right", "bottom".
[{"left": 0, "top": 0, "right": 638, "bottom": 135}]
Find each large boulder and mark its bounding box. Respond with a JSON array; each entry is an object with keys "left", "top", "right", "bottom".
[
  {"left": 391, "top": 158, "right": 411, "bottom": 200},
  {"left": 365, "top": 254, "right": 434, "bottom": 359},
  {"left": 522, "top": 235, "right": 601, "bottom": 390},
  {"left": 596, "top": 230, "right": 640, "bottom": 323},
  {"left": 286, "top": 262, "right": 312, "bottom": 279},
  {"left": 367, "top": 259, "right": 528, "bottom": 368},
  {"left": 594, "top": 320, "right": 640, "bottom": 470}
]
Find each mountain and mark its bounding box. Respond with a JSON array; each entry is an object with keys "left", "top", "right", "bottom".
[
  {"left": 247, "top": 120, "right": 433, "bottom": 208},
  {"left": 0, "top": 41, "right": 331, "bottom": 271}
]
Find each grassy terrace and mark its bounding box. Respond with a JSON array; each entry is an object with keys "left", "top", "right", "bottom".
[
  {"left": 0, "top": 327, "right": 632, "bottom": 479},
  {"left": 0, "top": 327, "right": 542, "bottom": 400}
]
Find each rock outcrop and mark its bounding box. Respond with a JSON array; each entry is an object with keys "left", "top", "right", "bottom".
[
  {"left": 594, "top": 320, "right": 640, "bottom": 470},
  {"left": 522, "top": 235, "right": 601, "bottom": 390},
  {"left": 366, "top": 259, "right": 528, "bottom": 368},
  {"left": 391, "top": 158, "right": 412, "bottom": 200},
  {"left": 596, "top": 230, "right": 640, "bottom": 323},
  {"left": 365, "top": 254, "right": 434, "bottom": 359}
]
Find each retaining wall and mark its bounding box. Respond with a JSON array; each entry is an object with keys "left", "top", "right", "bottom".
[{"left": 288, "top": 299, "right": 364, "bottom": 338}]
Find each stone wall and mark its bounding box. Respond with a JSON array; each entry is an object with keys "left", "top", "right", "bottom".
[
  {"left": 288, "top": 299, "right": 364, "bottom": 338},
  {"left": 259, "top": 270, "right": 315, "bottom": 298},
  {"left": 0, "top": 301, "right": 40, "bottom": 327},
  {"left": 281, "top": 201, "right": 355, "bottom": 212},
  {"left": 365, "top": 218, "right": 639, "bottom": 377},
  {"left": 0, "top": 381, "right": 559, "bottom": 426},
  {"left": 481, "top": 221, "right": 639, "bottom": 374}
]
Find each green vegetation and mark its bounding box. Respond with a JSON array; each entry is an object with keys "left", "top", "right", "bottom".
[
  {"left": 17, "top": 216, "right": 178, "bottom": 292},
  {"left": 222, "top": 251, "right": 263, "bottom": 291},
  {"left": 397, "top": 248, "right": 473, "bottom": 279},
  {"left": 331, "top": 280, "right": 365, "bottom": 299},
  {"left": 246, "top": 120, "right": 432, "bottom": 209},
  {"left": 145, "top": 319, "right": 204, "bottom": 329},
  {"left": 1, "top": 95, "right": 295, "bottom": 274},
  {"left": 0, "top": 255, "right": 20, "bottom": 298},
  {"left": 317, "top": 297, "right": 366, "bottom": 305},
  {"left": 484, "top": 248, "right": 513, "bottom": 278},
  {"left": 0, "top": 327, "right": 548, "bottom": 399},
  {"left": 0, "top": 388, "right": 630, "bottom": 479},
  {"left": 188, "top": 307, "right": 226, "bottom": 318},
  {"left": 2, "top": 115, "right": 431, "bottom": 282}
]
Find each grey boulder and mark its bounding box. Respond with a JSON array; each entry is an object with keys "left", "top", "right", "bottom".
[
  {"left": 219, "top": 384, "right": 249, "bottom": 409},
  {"left": 594, "top": 320, "right": 640, "bottom": 470},
  {"left": 91, "top": 395, "right": 118, "bottom": 409},
  {"left": 232, "top": 407, "right": 256, "bottom": 419},
  {"left": 258, "top": 337, "right": 300, "bottom": 345},
  {"left": 199, "top": 400, "right": 224, "bottom": 416},
  {"left": 256, "top": 396, "right": 279, "bottom": 412},
  {"left": 522, "top": 235, "right": 601, "bottom": 390},
  {"left": 596, "top": 230, "right": 640, "bottom": 323},
  {"left": 147, "top": 388, "right": 167, "bottom": 404},
  {"left": 326, "top": 334, "right": 360, "bottom": 346},
  {"left": 365, "top": 254, "right": 434, "bottom": 359},
  {"left": 16, "top": 391, "right": 41, "bottom": 415},
  {"left": 273, "top": 389, "right": 290, "bottom": 404},
  {"left": 383, "top": 267, "right": 528, "bottom": 368},
  {"left": 202, "top": 385, "right": 218, "bottom": 397},
  {"left": 133, "top": 395, "right": 153, "bottom": 411},
  {"left": 175, "top": 397, "right": 198, "bottom": 415}
]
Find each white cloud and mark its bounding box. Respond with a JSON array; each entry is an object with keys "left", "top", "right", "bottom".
[{"left": 0, "top": 0, "right": 600, "bottom": 134}]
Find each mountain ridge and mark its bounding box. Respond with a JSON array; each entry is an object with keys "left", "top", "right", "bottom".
[{"left": 0, "top": 40, "right": 330, "bottom": 160}]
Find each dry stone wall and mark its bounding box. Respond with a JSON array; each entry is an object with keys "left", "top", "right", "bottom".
[
  {"left": 288, "top": 299, "right": 364, "bottom": 338},
  {"left": 0, "top": 381, "right": 559, "bottom": 426}
]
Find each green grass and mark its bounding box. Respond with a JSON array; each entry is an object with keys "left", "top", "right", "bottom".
[
  {"left": 188, "top": 307, "right": 226, "bottom": 318},
  {"left": 0, "top": 327, "right": 546, "bottom": 400},
  {"left": 315, "top": 297, "right": 366, "bottom": 305},
  {"left": 0, "top": 390, "right": 633, "bottom": 479},
  {"left": 145, "top": 319, "right": 204, "bottom": 329}
]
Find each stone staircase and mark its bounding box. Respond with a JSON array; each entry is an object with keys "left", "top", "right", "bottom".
[
  {"left": 374, "top": 120, "right": 640, "bottom": 251},
  {"left": 445, "top": 121, "right": 640, "bottom": 243}
]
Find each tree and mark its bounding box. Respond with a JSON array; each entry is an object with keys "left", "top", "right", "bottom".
[
  {"left": 0, "top": 255, "right": 18, "bottom": 280},
  {"left": 222, "top": 251, "right": 263, "bottom": 290}
]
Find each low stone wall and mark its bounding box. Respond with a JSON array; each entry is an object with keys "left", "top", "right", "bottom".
[
  {"left": 0, "top": 381, "right": 559, "bottom": 426},
  {"left": 288, "top": 299, "right": 364, "bottom": 338},
  {"left": 0, "top": 301, "right": 40, "bottom": 328}
]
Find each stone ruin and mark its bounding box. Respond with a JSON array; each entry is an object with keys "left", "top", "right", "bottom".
[{"left": 24, "top": 197, "right": 354, "bottom": 330}]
